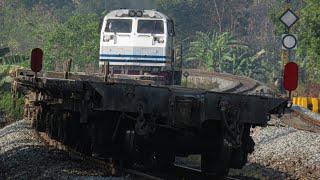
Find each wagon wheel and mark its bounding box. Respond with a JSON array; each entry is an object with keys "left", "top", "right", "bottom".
[
  {"left": 144, "top": 151, "right": 175, "bottom": 170},
  {"left": 156, "top": 152, "right": 175, "bottom": 169},
  {"left": 35, "top": 107, "right": 41, "bottom": 131},
  {"left": 57, "top": 113, "right": 64, "bottom": 142},
  {"left": 46, "top": 113, "right": 53, "bottom": 138},
  {"left": 201, "top": 139, "right": 231, "bottom": 176},
  {"left": 61, "top": 113, "right": 70, "bottom": 144},
  {"left": 29, "top": 106, "right": 37, "bottom": 128},
  {"left": 52, "top": 113, "right": 60, "bottom": 140},
  {"left": 230, "top": 124, "right": 255, "bottom": 168},
  {"left": 36, "top": 106, "right": 47, "bottom": 132},
  {"left": 69, "top": 112, "right": 80, "bottom": 148},
  {"left": 44, "top": 110, "right": 50, "bottom": 134},
  {"left": 81, "top": 124, "right": 93, "bottom": 155},
  {"left": 48, "top": 113, "right": 58, "bottom": 139},
  {"left": 121, "top": 130, "right": 136, "bottom": 167}
]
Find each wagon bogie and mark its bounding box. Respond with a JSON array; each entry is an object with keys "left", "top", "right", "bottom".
[{"left": 14, "top": 69, "right": 288, "bottom": 173}]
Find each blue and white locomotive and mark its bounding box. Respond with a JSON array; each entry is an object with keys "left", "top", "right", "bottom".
[{"left": 99, "top": 9, "right": 180, "bottom": 83}]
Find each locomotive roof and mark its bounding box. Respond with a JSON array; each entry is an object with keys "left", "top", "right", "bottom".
[{"left": 105, "top": 9, "right": 171, "bottom": 20}]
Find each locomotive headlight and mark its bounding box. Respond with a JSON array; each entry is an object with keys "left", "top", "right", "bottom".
[
  {"left": 129, "top": 10, "right": 136, "bottom": 17},
  {"left": 136, "top": 10, "right": 143, "bottom": 17},
  {"left": 158, "top": 37, "right": 165, "bottom": 43},
  {"left": 103, "top": 35, "right": 113, "bottom": 42}
]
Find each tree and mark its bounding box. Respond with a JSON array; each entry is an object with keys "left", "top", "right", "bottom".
[
  {"left": 44, "top": 13, "right": 100, "bottom": 70},
  {"left": 187, "top": 30, "right": 273, "bottom": 81},
  {"left": 297, "top": 0, "right": 320, "bottom": 83},
  {"left": 156, "top": 0, "right": 210, "bottom": 39},
  {"left": 0, "top": 3, "right": 59, "bottom": 54},
  {"left": 188, "top": 31, "right": 245, "bottom": 72}
]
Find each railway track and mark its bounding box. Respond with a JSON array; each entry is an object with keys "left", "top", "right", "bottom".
[
  {"left": 184, "top": 69, "right": 263, "bottom": 94},
  {"left": 184, "top": 70, "right": 318, "bottom": 133},
  {"left": 127, "top": 164, "right": 240, "bottom": 180},
  {"left": 184, "top": 71, "right": 319, "bottom": 132},
  {"left": 34, "top": 128, "right": 238, "bottom": 180},
  {"left": 292, "top": 109, "right": 320, "bottom": 127},
  {"left": 287, "top": 109, "right": 320, "bottom": 133},
  {"left": 273, "top": 108, "right": 320, "bottom": 133},
  {"left": 4, "top": 119, "right": 318, "bottom": 179}
]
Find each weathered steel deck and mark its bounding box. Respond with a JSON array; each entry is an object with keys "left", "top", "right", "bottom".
[
  {"left": 12, "top": 69, "right": 290, "bottom": 176},
  {"left": 14, "top": 69, "right": 288, "bottom": 126}
]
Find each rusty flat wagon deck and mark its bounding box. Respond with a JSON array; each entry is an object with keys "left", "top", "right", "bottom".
[{"left": 13, "top": 69, "right": 289, "bottom": 176}]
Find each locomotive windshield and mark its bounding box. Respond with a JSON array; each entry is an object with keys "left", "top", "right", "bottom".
[
  {"left": 137, "top": 20, "right": 164, "bottom": 34},
  {"left": 105, "top": 19, "right": 132, "bottom": 33}
]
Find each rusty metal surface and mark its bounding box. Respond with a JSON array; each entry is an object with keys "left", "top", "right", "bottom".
[
  {"left": 13, "top": 69, "right": 288, "bottom": 127},
  {"left": 12, "top": 68, "right": 292, "bottom": 175}
]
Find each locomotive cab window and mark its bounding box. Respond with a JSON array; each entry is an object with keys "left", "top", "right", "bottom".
[
  {"left": 137, "top": 20, "right": 164, "bottom": 34},
  {"left": 105, "top": 19, "right": 132, "bottom": 33}
]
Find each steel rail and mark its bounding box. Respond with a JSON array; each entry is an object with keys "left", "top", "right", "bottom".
[
  {"left": 292, "top": 110, "right": 320, "bottom": 127},
  {"left": 185, "top": 69, "right": 261, "bottom": 94},
  {"left": 34, "top": 125, "right": 238, "bottom": 180}
]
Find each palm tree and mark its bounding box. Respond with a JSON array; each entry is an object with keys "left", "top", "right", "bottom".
[{"left": 187, "top": 31, "right": 246, "bottom": 72}]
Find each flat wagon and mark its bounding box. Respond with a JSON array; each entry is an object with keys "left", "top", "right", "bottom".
[{"left": 13, "top": 68, "right": 289, "bottom": 176}]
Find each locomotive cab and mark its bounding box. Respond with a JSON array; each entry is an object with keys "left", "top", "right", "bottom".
[{"left": 99, "top": 9, "right": 180, "bottom": 84}]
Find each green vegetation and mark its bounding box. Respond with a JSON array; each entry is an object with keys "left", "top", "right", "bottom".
[
  {"left": 0, "top": 65, "right": 24, "bottom": 120},
  {"left": 266, "top": 0, "right": 320, "bottom": 93},
  {"left": 297, "top": 0, "right": 320, "bottom": 83},
  {"left": 44, "top": 13, "right": 100, "bottom": 70},
  {"left": 0, "top": 48, "right": 26, "bottom": 120},
  {"left": 0, "top": 0, "right": 319, "bottom": 82},
  {"left": 0, "top": 92, "right": 24, "bottom": 120},
  {"left": 188, "top": 32, "right": 241, "bottom": 72}
]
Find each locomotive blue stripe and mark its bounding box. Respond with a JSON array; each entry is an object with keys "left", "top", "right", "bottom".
[
  {"left": 100, "top": 59, "right": 167, "bottom": 63},
  {"left": 99, "top": 54, "right": 168, "bottom": 59}
]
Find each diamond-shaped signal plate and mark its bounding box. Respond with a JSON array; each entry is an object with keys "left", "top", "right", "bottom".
[{"left": 280, "top": 9, "right": 299, "bottom": 28}]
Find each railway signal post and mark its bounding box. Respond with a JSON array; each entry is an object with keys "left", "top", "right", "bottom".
[
  {"left": 280, "top": 0, "right": 299, "bottom": 97},
  {"left": 30, "top": 48, "right": 43, "bottom": 78}
]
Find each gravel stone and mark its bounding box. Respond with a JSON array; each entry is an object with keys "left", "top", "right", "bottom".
[
  {"left": 0, "top": 120, "right": 122, "bottom": 179},
  {"left": 1, "top": 118, "right": 319, "bottom": 179},
  {"left": 241, "top": 124, "right": 320, "bottom": 179}
]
